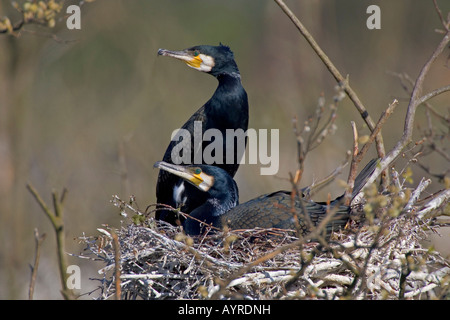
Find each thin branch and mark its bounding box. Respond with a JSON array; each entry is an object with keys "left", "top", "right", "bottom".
[
  {"left": 111, "top": 230, "right": 122, "bottom": 300},
  {"left": 29, "top": 228, "right": 46, "bottom": 300},
  {"left": 416, "top": 84, "right": 450, "bottom": 106},
  {"left": 273, "top": 0, "right": 387, "bottom": 172},
  {"left": 400, "top": 31, "right": 449, "bottom": 147},
  {"left": 358, "top": 100, "right": 398, "bottom": 163},
  {"left": 366, "top": 30, "right": 450, "bottom": 187},
  {"left": 290, "top": 90, "right": 347, "bottom": 199},
  {"left": 345, "top": 100, "right": 398, "bottom": 200},
  {"left": 308, "top": 152, "right": 350, "bottom": 197},
  {"left": 26, "top": 184, "right": 56, "bottom": 226},
  {"left": 432, "top": 0, "right": 450, "bottom": 32},
  {"left": 416, "top": 189, "right": 450, "bottom": 219},
  {"left": 344, "top": 122, "right": 360, "bottom": 204},
  {"left": 404, "top": 178, "right": 432, "bottom": 212},
  {"left": 26, "top": 183, "right": 74, "bottom": 300},
  {"left": 0, "top": 18, "right": 24, "bottom": 34}
]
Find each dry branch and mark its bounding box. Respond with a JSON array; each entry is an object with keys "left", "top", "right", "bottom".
[
  {"left": 28, "top": 228, "right": 46, "bottom": 300},
  {"left": 26, "top": 183, "right": 74, "bottom": 300},
  {"left": 345, "top": 100, "right": 398, "bottom": 202},
  {"left": 273, "top": 0, "right": 387, "bottom": 181},
  {"left": 366, "top": 29, "right": 450, "bottom": 187}
]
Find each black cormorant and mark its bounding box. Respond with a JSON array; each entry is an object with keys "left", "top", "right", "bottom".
[
  {"left": 155, "top": 44, "right": 249, "bottom": 225},
  {"left": 154, "top": 159, "right": 379, "bottom": 236}
]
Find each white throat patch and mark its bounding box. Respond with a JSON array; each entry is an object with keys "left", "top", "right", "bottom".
[{"left": 173, "top": 182, "right": 187, "bottom": 208}]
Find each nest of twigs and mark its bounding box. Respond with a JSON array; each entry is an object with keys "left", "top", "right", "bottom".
[{"left": 76, "top": 178, "right": 450, "bottom": 300}]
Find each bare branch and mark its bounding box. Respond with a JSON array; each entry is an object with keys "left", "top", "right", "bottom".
[
  {"left": 432, "top": 0, "right": 450, "bottom": 32},
  {"left": 308, "top": 152, "right": 350, "bottom": 197},
  {"left": 366, "top": 30, "right": 450, "bottom": 187},
  {"left": 111, "top": 230, "right": 122, "bottom": 300},
  {"left": 29, "top": 228, "right": 46, "bottom": 300},
  {"left": 416, "top": 84, "right": 450, "bottom": 106},
  {"left": 404, "top": 178, "right": 432, "bottom": 212},
  {"left": 345, "top": 100, "right": 398, "bottom": 201},
  {"left": 344, "top": 122, "right": 360, "bottom": 204},
  {"left": 26, "top": 183, "right": 74, "bottom": 300},
  {"left": 416, "top": 189, "right": 450, "bottom": 219},
  {"left": 273, "top": 0, "right": 387, "bottom": 170}
]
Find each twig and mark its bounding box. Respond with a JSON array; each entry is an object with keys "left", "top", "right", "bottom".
[
  {"left": 344, "top": 100, "right": 398, "bottom": 201},
  {"left": 273, "top": 0, "right": 387, "bottom": 179},
  {"left": 416, "top": 189, "right": 450, "bottom": 219},
  {"left": 308, "top": 152, "right": 350, "bottom": 197},
  {"left": 209, "top": 270, "right": 293, "bottom": 296},
  {"left": 366, "top": 29, "right": 450, "bottom": 187},
  {"left": 290, "top": 90, "right": 348, "bottom": 201},
  {"left": 432, "top": 0, "right": 450, "bottom": 32},
  {"left": 404, "top": 178, "right": 432, "bottom": 213},
  {"left": 141, "top": 226, "right": 243, "bottom": 270},
  {"left": 357, "top": 99, "right": 398, "bottom": 163},
  {"left": 416, "top": 85, "right": 450, "bottom": 106},
  {"left": 26, "top": 183, "right": 74, "bottom": 300},
  {"left": 210, "top": 238, "right": 305, "bottom": 299},
  {"left": 20, "top": 28, "right": 79, "bottom": 44},
  {"left": 393, "top": 29, "right": 449, "bottom": 152},
  {"left": 387, "top": 70, "right": 449, "bottom": 183},
  {"left": 111, "top": 230, "right": 122, "bottom": 300},
  {"left": 388, "top": 72, "right": 450, "bottom": 121},
  {"left": 29, "top": 228, "right": 46, "bottom": 300},
  {"left": 344, "top": 122, "right": 360, "bottom": 205}
]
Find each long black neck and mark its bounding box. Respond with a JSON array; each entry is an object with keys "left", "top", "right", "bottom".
[
  {"left": 212, "top": 72, "right": 247, "bottom": 110},
  {"left": 206, "top": 73, "right": 248, "bottom": 128},
  {"left": 202, "top": 72, "right": 248, "bottom": 176}
]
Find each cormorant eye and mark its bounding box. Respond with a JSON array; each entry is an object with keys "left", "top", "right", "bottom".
[
  {"left": 194, "top": 168, "right": 202, "bottom": 175},
  {"left": 193, "top": 51, "right": 200, "bottom": 57}
]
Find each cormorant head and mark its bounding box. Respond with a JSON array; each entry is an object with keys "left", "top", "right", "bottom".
[
  {"left": 154, "top": 161, "right": 239, "bottom": 205},
  {"left": 157, "top": 44, "right": 239, "bottom": 77}
]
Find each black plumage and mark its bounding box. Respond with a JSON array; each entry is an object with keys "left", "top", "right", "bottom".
[
  {"left": 154, "top": 159, "right": 379, "bottom": 237},
  {"left": 155, "top": 44, "right": 249, "bottom": 225}
]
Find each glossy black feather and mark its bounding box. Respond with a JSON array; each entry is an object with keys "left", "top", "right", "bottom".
[
  {"left": 181, "top": 159, "right": 379, "bottom": 236},
  {"left": 156, "top": 45, "right": 249, "bottom": 224}
]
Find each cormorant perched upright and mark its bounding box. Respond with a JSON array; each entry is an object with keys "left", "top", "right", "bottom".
[
  {"left": 154, "top": 159, "right": 379, "bottom": 236},
  {"left": 155, "top": 44, "right": 249, "bottom": 225}
]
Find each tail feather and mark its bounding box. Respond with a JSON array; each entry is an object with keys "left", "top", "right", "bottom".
[{"left": 351, "top": 158, "right": 379, "bottom": 199}]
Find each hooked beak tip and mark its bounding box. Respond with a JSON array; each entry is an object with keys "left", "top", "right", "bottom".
[{"left": 153, "top": 161, "right": 162, "bottom": 168}]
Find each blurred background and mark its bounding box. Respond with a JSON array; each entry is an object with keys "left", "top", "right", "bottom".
[{"left": 0, "top": 0, "right": 448, "bottom": 299}]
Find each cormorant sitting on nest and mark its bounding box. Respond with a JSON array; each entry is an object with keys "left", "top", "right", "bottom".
[
  {"left": 154, "top": 159, "right": 379, "bottom": 237},
  {"left": 155, "top": 44, "right": 249, "bottom": 225}
]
